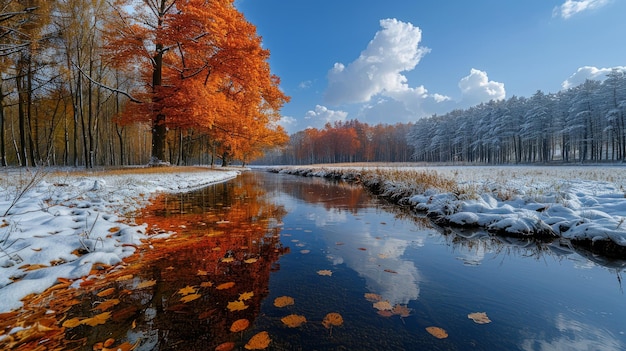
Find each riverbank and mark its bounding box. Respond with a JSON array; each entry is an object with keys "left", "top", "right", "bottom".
[
  {"left": 268, "top": 165, "right": 626, "bottom": 258},
  {"left": 0, "top": 166, "right": 240, "bottom": 314}
]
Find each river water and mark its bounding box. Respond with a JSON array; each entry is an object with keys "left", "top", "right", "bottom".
[{"left": 67, "top": 170, "right": 626, "bottom": 351}]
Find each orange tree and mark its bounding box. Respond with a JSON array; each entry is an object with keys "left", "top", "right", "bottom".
[{"left": 104, "top": 0, "right": 288, "bottom": 164}]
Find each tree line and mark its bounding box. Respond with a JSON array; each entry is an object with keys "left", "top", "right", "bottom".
[
  {"left": 258, "top": 120, "right": 414, "bottom": 165},
  {"left": 0, "top": 0, "right": 287, "bottom": 168},
  {"left": 408, "top": 70, "right": 626, "bottom": 164}
]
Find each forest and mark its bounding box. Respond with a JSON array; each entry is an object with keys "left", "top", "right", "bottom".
[{"left": 0, "top": 0, "right": 288, "bottom": 168}]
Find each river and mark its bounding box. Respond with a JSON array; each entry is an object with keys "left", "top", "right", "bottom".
[{"left": 65, "top": 170, "right": 626, "bottom": 351}]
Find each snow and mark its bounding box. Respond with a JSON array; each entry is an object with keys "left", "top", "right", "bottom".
[
  {"left": 271, "top": 165, "right": 626, "bottom": 251},
  {"left": 0, "top": 167, "right": 239, "bottom": 313}
]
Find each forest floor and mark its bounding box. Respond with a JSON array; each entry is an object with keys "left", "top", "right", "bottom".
[{"left": 269, "top": 163, "right": 626, "bottom": 258}]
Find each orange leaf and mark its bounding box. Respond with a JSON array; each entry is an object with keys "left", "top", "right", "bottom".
[
  {"left": 180, "top": 293, "right": 201, "bottom": 303},
  {"left": 216, "top": 282, "right": 235, "bottom": 290},
  {"left": 136, "top": 280, "right": 156, "bottom": 289},
  {"left": 93, "top": 299, "right": 120, "bottom": 312},
  {"left": 62, "top": 317, "right": 83, "bottom": 328},
  {"left": 97, "top": 288, "right": 116, "bottom": 297},
  {"left": 245, "top": 331, "right": 271, "bottom": 350},
  {"left": 81, "top": 312, "right": 112, "bottom": 327},
  {"left": 230, "top": 318, "right": 250, "bottom": 332},
  {"left": 227, "top": 300, "right": 248, "bottom": 311},
  {"left": 426, "top": 326, "right": 448, "bottom": 339},
  {"left": 178, "top": 285, "right": 197, "bottom": 296}
]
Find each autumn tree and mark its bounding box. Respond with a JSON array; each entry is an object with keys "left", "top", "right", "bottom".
[{"left": 105, "top": 0, "right": 288, "bottom": 165}]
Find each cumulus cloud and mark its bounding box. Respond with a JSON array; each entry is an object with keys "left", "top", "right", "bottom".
[
  {"left": 553, "top": 0, "right": 610, "bottom": 19},
  {"left": 304, "top": 105, "right": 348, "bottom": 125},
  {"left": 324, "top": 18, "right": 434, "bottom": 107},
  {"left": 562, "top": 66, "right": 626, "bottom": 89},
  {"left": 458, "top": 68, "right": 506, "bottom": 106}
]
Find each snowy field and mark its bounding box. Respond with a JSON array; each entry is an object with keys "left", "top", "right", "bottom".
[
  {"left": 272, "top": 164, "right": 626, "bottom": 256},
  {"left": 0, "top": 167, "right": 239, "bottom": 313}
]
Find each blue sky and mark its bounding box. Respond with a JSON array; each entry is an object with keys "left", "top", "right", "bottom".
[{"left": 236, "top": 0, "right": 626, "bottom": 134}]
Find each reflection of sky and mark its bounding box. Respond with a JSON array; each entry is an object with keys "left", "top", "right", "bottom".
[
  {"left": 520, "top": 313, "right": 623, "bottom": 351},
  {"left": 311, "top": 203, "right": 428, "bottom": 306}
]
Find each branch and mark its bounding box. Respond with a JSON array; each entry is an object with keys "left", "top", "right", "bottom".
[{"left": 72, "top": 62, "right": 142, "bottom": 103}]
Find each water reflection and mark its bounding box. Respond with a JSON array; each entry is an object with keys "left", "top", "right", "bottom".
[{"left": 63, "top": 175, "right": 288, "bottom": 351}]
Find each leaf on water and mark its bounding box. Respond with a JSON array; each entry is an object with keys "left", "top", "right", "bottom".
[
  {"left": 244, "top": 331, "right": 271, "bottom": 350},
  {"left": 136, "top": 280, "right": 156, "bottom": 289},
  {"left": 215, "top": 342, "right": 235, "bottom": 351},
  {"left": 300, "top": 250, "right": 310, "bottom": 254},
  {"left": 93, "top": 299, "right": 120, "bottom": 312},
  {"left": 244, "top": 258, "right": 258, "bottom": 264},
  {"left": 227, "top": 300, "right": 249, "bottom": 312},
  {"left": 295, "top": 243, "right": 305, "bottom": 247},
  {"left": 322, "top": 313, "right": 343, "bottom": 329},
  {"left": 377, "top": 310, "right": 393, "bottom": 317},
  {"left": 391, "top": 304, "right": 411, "bottom": 317},
  {"left": 317, "top": 270, "right": 332, "bottom": 276},
  {"left": 178, "top": 285, "right": 197, "bottom": 296},
  {"left": 180, "top": 293, "right": 201, "bottom": 303},
  {"left": 291, "top": 239, "right": 299, "bottom": 242},
  {"left": 239, "top": 291, "right": 254, "bottom": 301},
  {"left": 378, "top": 253, "right": 388, "bottom": 259},
  {"left": 281, "top": 314, "right": 307, "bottom": 328},
  {"left": 221, "top": 257, "right": 235, "bottom": 263},
  {"left": 216, "top": 282, "right": 235, "bottom": 290},
  {"left": 364, "top": 293, "right": 383, "bottom": 302},
  {"left": 384, "top": 269, "right": 398, "bottom": 274},
  {"left": 373, "top": 301, "right": 393, "bottom": 311},
  {"left": 230, "top": 318, "right": 250, "bottom": 332},
  {"left": 468, "top": 312, "right": 491, "bottom": 324},
  {"left": 96, "top": 287, "right": 116, "bottom": 297},
  {"left": 81, "top": 312, "right": 112, "bottom": 327},
  {"left": 200, "top": 281, "right": 213, "bottom": 288},
  {"left": 62, "top": 317, "right": 82, "bottom": 328},
  {"left": 357, "top": 247, "right": 367, "bottom": 251},
  {"left": 273, "top": 296, "right": 294, "bottom": 308},
  {"left": 335, "top": 242, "right": 344, "bottom": 245},
  {"left": 197, "top": 269, "right": 209, "bottom": 276},
  {"left": 426, "top": 326, "right": 448, "bottom": 339}
]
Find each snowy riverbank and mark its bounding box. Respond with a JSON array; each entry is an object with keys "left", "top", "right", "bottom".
[
  {"left": 269, "top": 165, "right": 626, "bottom": 258},
  {"left": 0, "top": 167, "right": 239, "bottom": 313}
]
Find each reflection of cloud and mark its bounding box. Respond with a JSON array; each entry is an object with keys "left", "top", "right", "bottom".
[
  {"left": 520, "top": 313, "right": 623, "bottom": 351},
  {"left": 456, "top": 244, "right": 488, "bottom": 266},
  {"left": 306, "top": 208, "right": 348, "bottom": 227}
]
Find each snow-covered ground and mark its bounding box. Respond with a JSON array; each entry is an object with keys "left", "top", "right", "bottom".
[
  {"left": 271, "top": 165, "right": 626, "bottom": 255},
  {"left": 0, "top": 167, "right": 239, "bottom": 313}
]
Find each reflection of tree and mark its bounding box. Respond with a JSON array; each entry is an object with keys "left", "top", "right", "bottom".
[{"left": 61, "top": 174, "right": 288, "bottom": 350}]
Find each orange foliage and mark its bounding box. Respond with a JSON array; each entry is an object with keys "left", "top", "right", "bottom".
[{"left": 104, "top": 0, "right": 289, "bottom": 163}]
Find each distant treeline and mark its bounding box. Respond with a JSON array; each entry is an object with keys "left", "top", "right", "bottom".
[
  {"left": 260, "top": 70, "right": 626, "bottom": 165},
  {"left": 258, "top": 120, "right": 414, "bottom": 165},
  {"left": 409, "top": 70, "right": 626, "bottom": 163}
]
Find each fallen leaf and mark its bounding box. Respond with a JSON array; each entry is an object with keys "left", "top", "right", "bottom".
[
  {"left": 216, "top": 282, "right": 235, "bottom": 290},
  {"left": 215, "top": 342, "right": 235, "bottom": 351},
  {"left": 227, "top": 300, "right": 248, "bottom": 312},
  {"left": 197, "top": 270, "right": 208, "bottom": 276},
  {"left": 335, "top": 242, "right": 344, "bottom": 245},
  {"left": 93, "top": 299, "right": 120, "bottom": 312},
  {"left": 357, "top": 247, "right": 367, "bottom": 251},
  {"left": 136, "top": 280, "right": 156, "bottom": 289},
  {"left": 212, "top": 247, "right": 222, "bottom": 251},
  {"left": 384, "top": 269, "right": 398, "bottom": 274},
  {"left": 200, "top": 281, "right": 213, "bottom": 288},
  {"left": 391, "top": 304, "right": 411, "bottom": 317},
  {"left": 273, "top": 296, "right": 294, "bottom": 308},
  {"left": 108, "top": 227, "right": 121, "bottom": 233},
  {"left": 62, "top": 317, "right": 82, "bottom": 328},
  {"left": 426, "top": 326, "right": 448, "bottom": 339},
  {"left": 104, "top": 338, "right": 115, "bottom": 347},
  {"left": 239, "top": 291, "right": 254, "bottom": 301},
  {"left": 178, "top": 285, "right": 197, "bottom": 296},
  {"left": 81, "top": 312, "right": 112, "bottom": 327},
  {"left": 377, "top": 310, "right": 393, "bottom": 317},
  {"left": 364, "top": 293, "right": 382, "bottom": 302},
  {"left": 21, "top": 263, "right": 48, "bottom": 271},
  {"left": 317, "top": 270, "right": 332, "bottom": 276},
  {"left": 116, "top": 274, "right": 134, "bottom": 281},
  {"left": 468, "top": 312, "right": 491, "bottom": 324},
  {"left": 230, "top": 318, "right": 250, "bottom": 332},
  {"left": 281, "top": 314, "right": 307, "bottom": 328},
  {"left": 245, "top": 331, "right": 271, "bottom": 350},
  {"left": 378, "top": 253, "right": 388, "bottom": 259},
  {"left": 221, "top": 257, "right": 235, "bottom": 263},
  {"left": 244, "top": 258, "right": 258, "bottom": 264},
  {"left": 300, "top": 250, "right": 310, "bottom": 254},
  {"left": 180, "top": 293, "right": 201, "bottom": 303},
  {"left": 96, "top": 288, "right": 116, "bottom": 297},
  {"left": 322, "top": 313, "right": 343, "bottom": 329},
  {"left": 373, "top": 301, "right": 393, "bottom": 311}
]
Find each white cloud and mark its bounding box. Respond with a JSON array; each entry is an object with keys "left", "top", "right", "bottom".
[
  {"left": 324, "top": 18, "right": 432, "bottom": 106},
  {"left": 298, "top": 80, "right": 312, "bottom": 89},
  {"left": 562, "top": 66, "right": 626, "bottom": 89},
  {"left": 304, "top": 105, "right": 348, "bottom": 125},
  {"left": 553, "top": 0, "right": 610, "bottom": 19},
  {"left": 458, "top": 68, "right": 506, "bottom": 105},
  {"left": 278, "top": 115, "right": 296, "bottom": 128}
]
